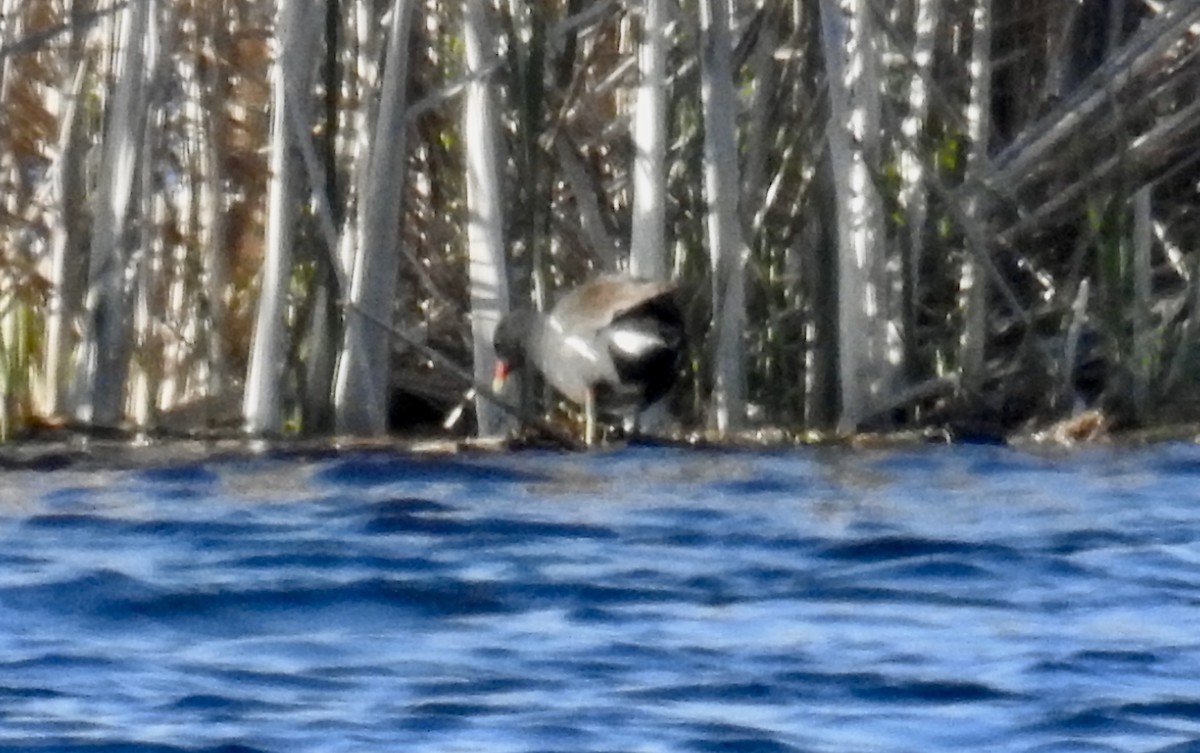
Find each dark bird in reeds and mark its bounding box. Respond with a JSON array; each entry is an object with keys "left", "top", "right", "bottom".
[{"left": 492, "top": 275, "right": 686, "bottom": 446}]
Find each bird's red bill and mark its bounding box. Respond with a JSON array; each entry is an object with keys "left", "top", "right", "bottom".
[{"left": 492, "top": 361, "right": 511, "bottom": 393}]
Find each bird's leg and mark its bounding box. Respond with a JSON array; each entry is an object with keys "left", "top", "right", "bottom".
[
  {"left": 585, "top": 388, "right": 598, "bottom": 447},
  {"left": 626, "top": 412, "right": 640, "bottom": 438}
]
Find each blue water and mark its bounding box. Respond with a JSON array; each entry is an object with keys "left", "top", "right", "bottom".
[{"left": 1, "top": 442, "right": 1199, "bottom": 753}]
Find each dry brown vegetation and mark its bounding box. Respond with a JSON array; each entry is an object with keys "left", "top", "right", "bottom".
[{"left": 3, "top": 0, "right": 1200, "bottom": 444}]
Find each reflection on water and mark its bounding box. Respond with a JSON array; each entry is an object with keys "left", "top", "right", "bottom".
[{"left": 1, "top": 442, "right": 1199, "bottom": 752}]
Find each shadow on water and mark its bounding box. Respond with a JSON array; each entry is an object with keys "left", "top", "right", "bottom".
[{"left": 313, "top": 452, "right": 544, "bottom": 487}]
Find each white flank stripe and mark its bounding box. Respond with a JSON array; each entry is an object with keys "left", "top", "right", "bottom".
[{"left": 564, "top": 334, "right": 600, "bottom": 362}]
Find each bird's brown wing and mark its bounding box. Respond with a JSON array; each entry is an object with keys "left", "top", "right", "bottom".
[{"left": 556, "top": 275, "right": 677, "bottom": 330}]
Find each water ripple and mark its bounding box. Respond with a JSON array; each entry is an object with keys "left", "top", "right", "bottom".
[{"left": 0, "top": 445, "right": 1197, "bottom": 753}]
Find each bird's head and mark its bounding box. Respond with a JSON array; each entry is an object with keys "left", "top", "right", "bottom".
[{"left": 492, "top": 311, "right": 533, "bottom": 392}]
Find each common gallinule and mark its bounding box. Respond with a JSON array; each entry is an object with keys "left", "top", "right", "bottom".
[{"left": 493, "top": 275, "right": 686, "bottom": 445}]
